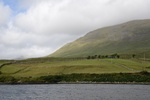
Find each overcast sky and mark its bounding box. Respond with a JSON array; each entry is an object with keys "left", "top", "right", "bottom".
[{"left": 0, "top": 0, "right": 150, "bottom": 59}]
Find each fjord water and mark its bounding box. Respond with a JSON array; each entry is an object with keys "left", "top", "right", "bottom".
[{"left": 0, "top": 84, "right": 149, "bottom": 100}]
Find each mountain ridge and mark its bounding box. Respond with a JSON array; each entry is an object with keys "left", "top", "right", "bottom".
[{"left": 49, "top": 19, "right": 150, "bottom": 58}]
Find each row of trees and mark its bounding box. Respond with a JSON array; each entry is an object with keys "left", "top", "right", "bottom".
[
  {"left": 87, "top": 54, "right": 136, "bottom": 59},
  {"left": 87, "top": 54, "right": 120, "bottom": 59}
]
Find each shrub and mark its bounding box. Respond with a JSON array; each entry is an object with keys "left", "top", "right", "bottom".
[{"left": 140, "top": 71, "right": 150, "bottom": 75}]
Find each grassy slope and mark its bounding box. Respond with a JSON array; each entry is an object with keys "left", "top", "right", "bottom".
[
  {"left": 0, "top": 58, "right": 150, "bottom": 77},
  {"left": 0, "top": 60, "right": 12, "bottom": 65},
  {"left": 49, "top": 19, "right": 150, "bottom": 57}
]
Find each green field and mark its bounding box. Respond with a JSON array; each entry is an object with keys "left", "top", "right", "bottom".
[
  {"left": 0, "top": 60, "right": 12, "bottom": 65},
  {"left": 0, "top": 58, "right": 150, "bottom": 77}
]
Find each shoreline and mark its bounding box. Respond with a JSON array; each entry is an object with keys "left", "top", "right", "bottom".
[
  {"left": 0, "top": 82, "right": 150, "bottom": 85},
  {"left": 58, "top": 82, "right": 150, "bottom": 85}
]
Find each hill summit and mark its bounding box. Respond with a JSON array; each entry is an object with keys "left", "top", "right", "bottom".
[{"left": 49, "top": 19, "right": 150, "bottom": 58}]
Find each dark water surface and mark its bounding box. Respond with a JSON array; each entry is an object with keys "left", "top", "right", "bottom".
[{"left": 0, "top": 84, "right": 149, "bottom": 100}]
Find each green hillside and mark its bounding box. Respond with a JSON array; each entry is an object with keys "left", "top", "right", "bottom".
[
  {"left": 49, "top": 19, "right": 150, "bottom": 58},
  {"left": 0, "top": 58, "right": 150, "bottom": 77}
]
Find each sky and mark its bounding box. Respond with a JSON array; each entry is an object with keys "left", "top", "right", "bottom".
[{"left": 0, "top": 0, "right": 150, "bottom": 59}]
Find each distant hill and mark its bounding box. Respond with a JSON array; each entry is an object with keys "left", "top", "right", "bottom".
[{"left": 49, "top": 19, "right": 150, "bottom": 58}]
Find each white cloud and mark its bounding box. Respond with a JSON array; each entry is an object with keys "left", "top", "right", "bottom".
[
  {"left": 14, "top": 0, "right": 150, "bottom": 35},
  {"left": 0, "top": 0, "right": 150, "bottom": 59},
  {"left": 0, "top": 2, "right": 11, "bottom": 26}
]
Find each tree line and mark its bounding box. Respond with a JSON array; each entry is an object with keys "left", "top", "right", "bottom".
[
  {"left": 87, "top": 53, "right": 120, "bottom": 59},
  {"left": 87, "top": 54, "right": 136, "bottom": 59}
]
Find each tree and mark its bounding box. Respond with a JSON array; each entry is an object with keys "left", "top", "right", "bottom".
[
  {"left": 110, "top": 53, "right": 119, "bottom": 58},
  {"left": 95, "top": 55, "right": 97, "bottom": 59},
  {"left": 105, "top": 55, "right": 108, "bottom": 58},
  {"left": 132, "top": 54, "right": 136, "bottom": 58},
  {"left": 117, "top": 55, "right": 120, "bottom": 58},
  {"left": 101, "top": 55, "right": 105, "bottom": 59},
  {"left": 87, "top": 56, "right": 91, "bottom": 59},
  {"left": 98, "top": 55, "right": 101, "bottom": 59},
  {"left": 91, "top": 56, "right": 95, "bottom": 59}
]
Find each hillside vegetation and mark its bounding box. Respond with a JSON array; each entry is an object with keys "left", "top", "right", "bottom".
[
  {"left": 0, "top": 58, "right": 150, "bottom": 84},
  {"left": 0, "top": 58, "right": 150, "bottom": 77},
  {"left": 49, "top": 19, "right": 150, "bottom": 58}
]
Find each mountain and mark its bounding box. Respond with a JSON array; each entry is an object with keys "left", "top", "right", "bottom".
[{"left": 49, "top": 19, "right": 150, "bottom": 58}]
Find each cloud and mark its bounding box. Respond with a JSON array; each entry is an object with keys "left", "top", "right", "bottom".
[
  {"left": 0, "top": 2, "right": 11, "bottom": 26},
  {"left": 14, "top": 0, "right": 150, "bottom": 35},
  {"left": 0, "top": 0, "right": 150, "bottom": 59}
]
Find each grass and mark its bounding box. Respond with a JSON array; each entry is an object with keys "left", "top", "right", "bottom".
[
  {"left": 0, "top": 60, "right": 12, "bottom": 65},
  {"left": 0, "top": 58, "right": 150, "bottom": 77}
]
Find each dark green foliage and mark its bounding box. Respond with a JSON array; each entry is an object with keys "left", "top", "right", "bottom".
[
  {"left": 95, "top": 55, "right": 97, "bottom": 58},
  {"left": 24, "top": 72, "right": 150, "bottom": 83},
  {"left": 87, "top": 54, "right": 120, "bottom": 59},
  {"left": 117, "top": 55, "right": 120, "bottom": 58},
  {"left": 111, "top": 53, "right": 118, "bottom": 58},
  {"left": 87, "top": 56, "right": 91, "bottom": 59},
  {"left": 101, "top": 55, "right": 105, "bottom": 58},
  {"left": 98, "top": 55, "right": 101, "bottom": 59},
  {"left": 0, "top": 72, "right": 150, "bottom": 84},
  {"left": 132, "top": 54, "right": 136, "bottom": 58},
  {"left": 39, "top": 75, "right": 62, "bottom": 83},
  {"left": 105, "top": 55, "right": 108, "bottom": 58},
  {"left": 140, "top": 71, "right": 150, "bottom": 75},
  {"left": 0, "top": 76, "right": 17, "bottom": 84}
]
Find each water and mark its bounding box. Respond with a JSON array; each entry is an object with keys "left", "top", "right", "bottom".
[{"left": 0, "top": 84, "right": 150, "bottom": 100}]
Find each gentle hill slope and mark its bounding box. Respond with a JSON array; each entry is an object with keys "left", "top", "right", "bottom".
[
  {"left": 1, "top": 59, "right": 150, "bottom": 77},
  {"left": 49, "top": 19, "right": 150, "bottom": 58}
]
